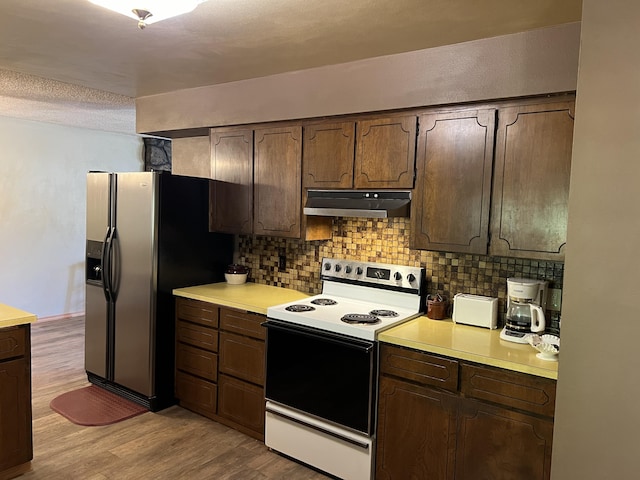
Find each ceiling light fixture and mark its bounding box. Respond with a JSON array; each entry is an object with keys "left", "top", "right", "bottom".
[{"left": 89, "top": 1, "right": 208, "bottom": 29}]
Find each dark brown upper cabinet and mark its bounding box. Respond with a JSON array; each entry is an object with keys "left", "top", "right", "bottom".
[
  {"left": 253, "top": 125, "right": 302, "bottom": 238},
  {"left": 303, "top": 115, "right": 417, "bottom": 190},
  {"left": 209, "top": 127, "right": 254, "bottom": 235},
  {"left": 490, "top": 100, "right": 575, "bottom": 260},
  {"left": 355, "top": 115, "right": 417, "bottom": 188},
  {"left": 410, "top": 108, "right": 496, "bottom": 254},
  {"left": 303, "top": 121, "right": 355, "bottom": 189}
]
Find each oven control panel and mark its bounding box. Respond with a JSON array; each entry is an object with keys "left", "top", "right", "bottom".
[{"left": 321, "top": 257, "right": 424, "bottom": 291}]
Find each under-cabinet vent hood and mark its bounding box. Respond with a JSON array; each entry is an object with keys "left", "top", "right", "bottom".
[{"left": 304, "top": 189, "right": 411, "bottom": 218}]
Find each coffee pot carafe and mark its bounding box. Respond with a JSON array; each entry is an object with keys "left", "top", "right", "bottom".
[{"left": 500, "top": 277, "right": 548, "bottom": 343}]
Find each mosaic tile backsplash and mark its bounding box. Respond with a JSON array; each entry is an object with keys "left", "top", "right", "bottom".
[{"left": 236, "top": 217, "right": 563, "bottom": 332}]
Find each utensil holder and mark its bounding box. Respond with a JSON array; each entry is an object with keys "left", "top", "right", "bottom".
[{"left": 427, "top": 296, "right": 448, "bottom": 320}]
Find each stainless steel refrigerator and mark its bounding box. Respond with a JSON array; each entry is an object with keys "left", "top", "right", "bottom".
[{"left": 85, "top": 171, "right": 233, "bottom": 411}]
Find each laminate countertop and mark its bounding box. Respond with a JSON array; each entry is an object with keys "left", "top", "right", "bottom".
[
  {"left": 378, "top": 316, "right": 558, "bottom": 380},
  {"left": 173, "top": 282, "right": 309, "bottom": 315},
  {"left": 0, "top": 303, "right": 37, "bottom": 328}
]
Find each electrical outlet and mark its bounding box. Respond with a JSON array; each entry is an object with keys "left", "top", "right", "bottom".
[
  {"left": 548, "top": 288, "right": 562, "bottom": 312},
  {"left": 278, "top": 254, "right": 286, "bottom": 270}
]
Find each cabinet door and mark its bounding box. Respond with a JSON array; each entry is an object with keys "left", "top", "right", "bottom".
[
  {"left": 456, "top": 398, "right": 553, "bottom": 480},
  {"left": 171, "top": 136, "right": 211, "bottom": 179},
  {"left": 218, "top": 331, "right": 265, "bottom": 385},
  {"left": 175, "top": 371, "right": 217, "bottom": 417},
  {"left": 376, "top": 375, "right": 457, "bottom": 480},
  {"left": 490, "top": 100, "right": 574, "bottom": 260},
  {"left": 218, "top": 373, "right": 265, "bottom": 435},
  {"left": 176, "top": 298, "right": 218, "bottom": 329},
  {"left": 220, "top": 308, "right": 266, "bottom": 341},
  {"left": 210, "top": 127, "right": 253, "bottom": 234},
  {"left": 460, "top": 362, "right": 556, "bottom": 418},
  {"left": 254, "top": 126, "right": 302, "bottom": 238},
  {"left": 0, "top": 358, "right": 32, "bottom": 471},
  {"left": 303, "top": 121, "right": 355, "bottom": 188},
  {"left": 354, "top": 115, "right": 417, "bottom": 188},
  {"left": 176, "top": 320, "right": 218, "bottom": 352},
  {"left": 411, "top": 109, "right": 495, "bottom": 253},
  {"left": 176, "top": 344, "right": 217, "bottom": 382}
]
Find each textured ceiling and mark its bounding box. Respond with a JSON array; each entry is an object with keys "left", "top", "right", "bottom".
[{"left": 0, "top": 0, "right": 582, "bottom": 135}]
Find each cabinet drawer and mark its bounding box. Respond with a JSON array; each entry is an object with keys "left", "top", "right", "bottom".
[
  {"left": 175, "top": 371, "right": 217, "bottom": 415},
  {"left": 219, "top": 331, "right": 265, "bottom": 385},
  {"left": 176, "top": 344, "right": 217, "bottom": 382},
  {"left": 218, "top": 373, "right": 265, "bottom": 434},
  {"left": 176, "top": 298, "right": 218, "bottom": 328},
  {"left": 176, "top": 320, "right": 218, "bottom": 352},
  {"left": 0, "top": 326, "right": 26, "bottom": 361},
  {"left": 220, "top": 308, "right": 265, "bottom": 340},
  {"left": 460, "top": 362, "right": 556, "bottom": 417},
  {"left": 380, "top": 344, "right": 459, "bottom": 392}
]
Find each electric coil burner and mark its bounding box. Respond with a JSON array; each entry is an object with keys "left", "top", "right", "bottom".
[
  {"left": 370, "top": 309, "right": 398, "bottom": 317},
  {"left": 285, "top": 304, "right": 315, "bottom": 313},
  {"left": 341, "top": 313, "right": 380, "bottom": 324},
  {"left": 310, "top": 298, "right": 338, "bottom": 306},
  {"left": 264, "top": 258, "right": 426, "bottom": 480}
]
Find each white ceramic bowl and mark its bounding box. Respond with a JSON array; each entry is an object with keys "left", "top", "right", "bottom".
[
  {"left": 527, "top": 334, "right": 560, "bottom": 361},
  {"left": 225, "top": 272, "right": 247, "bottom": 285}
]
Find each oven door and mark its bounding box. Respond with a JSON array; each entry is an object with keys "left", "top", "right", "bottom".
[{"left": 264, "top": 319, "right": 376, "bottom": 435}]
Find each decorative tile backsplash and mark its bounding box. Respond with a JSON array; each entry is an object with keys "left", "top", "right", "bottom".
[{"left": 236, "top": 217, "right": 563, "bottom": 331}]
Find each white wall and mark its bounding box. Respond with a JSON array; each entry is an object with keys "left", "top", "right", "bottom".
[
  {"left": 551, "top": 0, "right": 640, "bottom": 478},
  {"left": 0, "top": 116, "right": 143, "bottom": 318}
]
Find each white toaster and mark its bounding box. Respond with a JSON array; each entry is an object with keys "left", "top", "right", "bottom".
[{"left": 452, "top": 294, "right": 499, "bottom": 329}]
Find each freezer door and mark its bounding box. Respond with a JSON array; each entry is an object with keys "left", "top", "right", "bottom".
[
  {"left": 112, "top": 172, "right": 157, "bottom": 396},
  {"left": 85, "top": 172, "right": 112, "bottom": 378},
  {"left": 85, "top": 283, "right": 108, "bottom": 377}
]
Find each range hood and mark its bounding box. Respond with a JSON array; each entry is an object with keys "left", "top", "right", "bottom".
[{"left": 304, "top": 189, "right": 411, "bottom": 218}]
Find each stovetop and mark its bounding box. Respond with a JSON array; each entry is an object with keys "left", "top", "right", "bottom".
[
  {"left": 267, "top": 258, "right": 426, "bottom": 341},
  {"left": 267, "top": 293, "right": 422, "bottom": 340}
]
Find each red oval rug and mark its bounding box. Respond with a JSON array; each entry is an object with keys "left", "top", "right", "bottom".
[{"left": 50, "top": 385, "right": 147, "bottom": 426}]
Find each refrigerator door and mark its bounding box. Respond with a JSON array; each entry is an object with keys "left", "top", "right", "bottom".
[
  {"left": 85, "top": 173, "right": 111, "bottom": 379},
  {"left": 112, "top": 172, "right": 157, "bottom": 396}
]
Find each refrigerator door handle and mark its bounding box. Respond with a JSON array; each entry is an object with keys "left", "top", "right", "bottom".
[{"left": 103, "top": 225, "right": 115, "bottom": 302}]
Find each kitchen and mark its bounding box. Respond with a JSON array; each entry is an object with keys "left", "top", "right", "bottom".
[{"left": 0, "top": 1, "right": 639, "bottom": 479}]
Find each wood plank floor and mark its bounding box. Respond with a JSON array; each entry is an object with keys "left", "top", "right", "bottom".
[{"left": 23, "top": 316, "right": 331, "bottom": 480}]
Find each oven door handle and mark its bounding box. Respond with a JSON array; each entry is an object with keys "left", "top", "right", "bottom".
[{"left": 263, "top": 320, "right": 374, "bottom": 353}]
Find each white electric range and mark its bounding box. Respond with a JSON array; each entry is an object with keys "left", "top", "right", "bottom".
[
  {"left": 266, "top": 257, "right": 425, "bottom": 340},
  {"left": 264, "top": 257, "right": 426, "bottom": 480}
]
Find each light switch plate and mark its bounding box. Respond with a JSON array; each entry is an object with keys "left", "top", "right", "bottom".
[{"left": 548, "top": 288, "right": 562, "bottom": 312}]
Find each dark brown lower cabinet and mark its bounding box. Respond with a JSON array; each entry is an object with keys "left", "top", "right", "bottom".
[
  {"left": 376, "top": 344, "right": 555, "bottom": 480},
  {"left": 216, "top": 308, "right": 266, "bottom": 439},
  {"left": 175, "top": 297, "right": 266, "bottom": 441},
  {"left": 456, "top": 399, "right": 553, "bottom": 480},
  {"left": 0, "top": 325, "right": 33, "bottom": 478},
  {"left": 217, "top": 373, "right": 265, "bottom": 435},
  {"left": 376, "top": 376, "right": 457, "bottom": 479}
]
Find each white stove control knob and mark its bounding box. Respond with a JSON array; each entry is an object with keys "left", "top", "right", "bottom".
[
  {"left": 407, "top": 273, "right": 416, "bottom": 283},
  {"left": 394, "top": 272, "right": 402, "bottom": 281},
  {"left": 356, "top": 267, "right": 363, "bottom": 275},
  {"left": 345, "top": 266, "right": 353, "bottom": 274},
  {"left": 324, "top": 262, "right": 331, "bottom": 271},
  {"left": 335, "top": 264, "right": 342, "bottom": 272}
]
